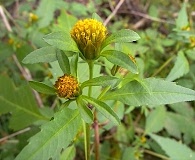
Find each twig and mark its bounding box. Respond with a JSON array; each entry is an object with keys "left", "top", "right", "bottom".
[
  {"left": 12, "top": 55, "right": 43, "bottom": 107},
  {"left": 104, "top": 0, "right": 125, "bottom": 26},
  {"left": 129, "top": 10, "right": 175, "bottom": 25},
  {"left": 0, "top": 5, "right": 12, "bottom": 32},
  {"left": 0, "top": 127, "right": 31, "bottom": 143}
]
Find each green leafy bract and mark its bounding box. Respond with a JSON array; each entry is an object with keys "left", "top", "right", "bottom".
[
  {"left": 101, "top": 29, "right": 140, "bottom": 49},
  {"left": 0, "top": 76, "right": 47, "bottom": 130},
  {"left": 56, "top": 50, "right": 71, "bottom": 74},
  {"left": 15, "top": 108, "right": 82, "bottom": 160},
  {"left": 101, "top": 78, "right": 195, "bottom": 107},
  {"left": 101, "top": 50, "right": 138, "bottom": 74},
  {"left": 82, "top": 95, "right": 120, "bottom": 125},
  {"left": 22, "top": 46, "right": 57, "bottom": 64},
  {"left": 29, "top": 81, "right": 56, "bottom": 95},
  {"left": 43, "top": 31, "right": 79, "bottom": 52}
]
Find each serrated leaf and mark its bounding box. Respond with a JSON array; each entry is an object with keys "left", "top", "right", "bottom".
[
  {"left": 101, "top": 78, "right": 195, "bottom": 107},
  {"left": 81, "top": 76, "right": 119, "bottom": 89},
  {"left": 145, "top": 106, "right": 166, "bottom": 134},
  {"left": 29, "top": 81, "right": 56, "bottom": 95},
  {"left": 0, "top": 76, "right": 47, "bottom": 130},
  {"left": 22, "top": 46, "right": 57, "bottom": 64},
  {"left": 43, "top": 31, "right": 79, "bottom": 52},
  {"left": 82, "top": 95, "right": 120, "bottom": 125},
  {"left": 176, "top": 3, "right": 188, "bottom": 29},
  {"left": 101, "top": 50, "right": 138, "bottom": 74},
  {"left": 101, "top": 29, "right": 140, "bottom": 49},
  {"left": 150, "top": 134, "right": 195, "bottom": 160},
  {"left": 15, "top": 108, "right": 82, "bottom": 160},
  {"left": 56, "top": 50, "right": 71, "bottom": 74},
  {"left": 166, "top": 51, "right": 189, "bottom": 81},
  {"left": 76, "top": 96, "right": 93, "bottom": 123}
]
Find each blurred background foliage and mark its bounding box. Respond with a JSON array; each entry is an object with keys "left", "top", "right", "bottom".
[{"left": 0, "top": 0, "right": 195, "bottom": 160}]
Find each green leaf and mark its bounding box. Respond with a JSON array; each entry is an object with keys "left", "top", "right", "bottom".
[
  {"left": 0, "top": 76, "right": 47, "bottom": 130},
  {"left": 150, "top": 134, "right": 195, "bottom": 160},
  {"left": 92, "top": 13, "right": 103, "bottom": 22},
  {"left": 70, "top": 53, "right": 79, "bottom": 77},
  {"left": 43, "top": 31, "right": 79, "bottom": 52},
  {"left": 82, "top": 95, "right": 120, "bottom": 125},
  {"left": 22, "top": 46, "right": 57, "bottom": 64},
  {"left": 101, "top": 50, "right": 138, "bottom": 74},
  {"left": 176, "top": 3, "right": 188, "bottom": 29},
  {"left": 76, "top": 96, "right": 93, "bottom": 123},
  {"left": 166, "top": 51, "right": 189, "bottom": 81},
  {"left": 60, "top": 145, "right": 76, "bottom": 160},
  {"left": 56, "top": 50, "right": 71, "bottom": 74},
  {"left": 164, "top": 112, "right": 195, "bottom": 143},
  {"left": 55, "top": 10, "right": 77, "bottom": 32},
  {"left": 101, "top": 78, "right": 195, "bottom": 107},
  {"left": 81, "top": 76, "right": 119, "bottom": 89},
  {"left": 36, "top": 0, "right": 56, "bottom": 28},
  {"left": 101, "top": 29, "right": 140, "bottom": 49},
  {"left": 169, "top": 102, "right": 194, "bottom": 119},
  {"left": 15, "top": 108, "right": 82, "bottom": 160},
  {"left": 29, "top": 81, "right": 56, "bottom": 95},
  {"left": 145, "top": 106, "right": 166, "bottom": 134}
]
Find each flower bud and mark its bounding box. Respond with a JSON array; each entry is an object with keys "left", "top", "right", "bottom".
[{"left": 70, "top": 19, "right": 107, "bottom": 60}]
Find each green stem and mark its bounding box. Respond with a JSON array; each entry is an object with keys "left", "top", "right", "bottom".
[
  {"left": 84, "top": 61, "right": 94, "bottom": 160},
  {"left": 88, "top": 61, "right": 94, "bottom": 96},
  {"left": 151, "top": 55, "right": 175, "bottom": 77}
]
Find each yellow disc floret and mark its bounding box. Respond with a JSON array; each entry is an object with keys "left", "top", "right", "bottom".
[
  {"left": 54, "top": 74, "right": 80, "bottom": 99},
  {"left": 70, "top": 19, "right": 107, "bottom": 60}
]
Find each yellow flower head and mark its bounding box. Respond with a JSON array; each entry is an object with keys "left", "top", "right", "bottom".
[
  {"left": 54, "top": 74, "right": 80, "bottom": 99},
  {"left": 70, "top": 19, "right": 107, "bottom": 60},
  {"left": 29, "top": 13, "right": 38, "bottom": 23}
]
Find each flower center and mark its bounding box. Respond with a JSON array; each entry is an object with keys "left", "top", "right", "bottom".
[{"left": 54, "top": 74, "right": 80, "bottom": 99}]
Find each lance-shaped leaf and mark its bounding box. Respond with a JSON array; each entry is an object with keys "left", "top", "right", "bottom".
[
  {"left": 56, "top": 50, "right": 71, "bottom": 74},
  {"left": 101, "top": 78, "right": 195, "bottom": 107},
  {"left": 0, "top": 76, "right": 47, "bottom": 130},
  {"left": 150, "top": 134, "right": 195, "bottom": 160},
  {"left": 15, "top": 108, "right": 82, "bottom": 160},
  {"left": 43, "top": 31, "right": 79, "bottom": 52},
  {"left": 29, "top": 81, "right": 56, "bottom": 95},
  {"left": 82, "top": 95, "right": 120, "bottom": 125},
  {"left": 101, "top": 29, "right": 140, "bottom": 49},
  {"left": 70, "top": 53, "right": 79, "bottom": 77},
  {"left": 101, "top": 50, "right": 138, "bottom": 74},
  {"left": 22, "top": 46, "right": 57, "bottom": 64},
  {"left": 81, "top": 76, "right": 119, "bottom": 89}
]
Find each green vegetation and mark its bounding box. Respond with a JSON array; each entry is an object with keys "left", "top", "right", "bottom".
[{"left": 0, "top": 0, "right": 195, "bottom": 160}]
